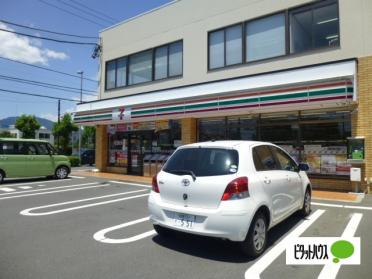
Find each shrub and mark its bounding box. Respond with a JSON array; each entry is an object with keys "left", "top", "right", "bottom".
[{"left": 68, "top": 156, "right": 80, "bottom": 167}]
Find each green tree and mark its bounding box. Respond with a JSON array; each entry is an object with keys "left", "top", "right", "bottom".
[
  {"left": 15, "top": 115, "right": 41, "bottom": 139},
  {"left": 0, "top": 131, "right": 15, "bottom": 138},
  {"left": 82, "top": 126, "right": 96, "bottom": 148},
  {"left": 53, "top": 114, "right": 78, "bottom": 155}
]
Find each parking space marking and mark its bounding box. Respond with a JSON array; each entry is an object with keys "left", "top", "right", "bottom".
[
  {"left": 20, "top": 191, "right": 150, "bottom": 216},
  {"left": 317, "top": 213, "right": 363, "bottom": 279},
  {"left": 312, "top": 201, "right": 372, "bottom": 211},
  {"left": 68, "top": 176, "right": 85, "bottom": 179},
  {"left": 109, "top": 180, "right": 152, "bottom": 188},
  {"left": 244, "top": 209, "right": 325, "bottom": 279},
  {"left": 0, "top": 179, "right": 71, "bottom": 188},
  {"left": 93, "top": 217, "right": 156, "bottom": 244},
  {"left": 0, "top": 187, "right": 16, "bottom": 192},
  {"left": 18, "top": 186, "right": 32, "bottom": 190},
  {"left": 0, "top": 183, "right": 111, "bottom": 201},
  {"left": 0, "top": 182, "right": 98, "bottom": 197}
]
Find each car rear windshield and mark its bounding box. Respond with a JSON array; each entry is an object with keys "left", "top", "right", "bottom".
[{"left": 163, "top": 147, "right": 239, "bottom": 176}]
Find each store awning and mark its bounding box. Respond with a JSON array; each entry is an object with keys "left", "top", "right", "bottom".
[{"left": 74, "top": 60, "right": 356, "bottom": 125}]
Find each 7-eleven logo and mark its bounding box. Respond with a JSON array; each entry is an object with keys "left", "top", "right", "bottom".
[
  {"left": 114, "top": 107, "right": 131, "bottom": 121},
  {"left": 118, "top": 107, "right": 125, "bottom": 120}
]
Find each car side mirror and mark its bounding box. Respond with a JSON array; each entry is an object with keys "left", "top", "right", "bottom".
[{"left": 298, "top": 163, "right": 309, "bottom": 172}]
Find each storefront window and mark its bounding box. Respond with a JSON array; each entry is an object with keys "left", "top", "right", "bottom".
[
  {"left": 107, "top": 120, "right": 181, "bottom": 175},
  {"left": 198, "top": 118, "right": 226, "bottom": 141},
  {"left": 198, "top": 111, "right": 351, "bottom": 177},
  {"left": 227, "top": 117, "right": 257, "bottom": 140}
]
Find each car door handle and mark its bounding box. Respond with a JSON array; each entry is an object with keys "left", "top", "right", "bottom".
[
  {"left": 264, "top": 177, "right": 271, "bottom": 184},
  {"left": 286, "top": 175, "right": 291, "bottom": 182}
]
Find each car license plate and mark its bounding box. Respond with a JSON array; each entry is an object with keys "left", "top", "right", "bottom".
[{"left": 173, "top": 213, "right": 196, "bottom": 229}]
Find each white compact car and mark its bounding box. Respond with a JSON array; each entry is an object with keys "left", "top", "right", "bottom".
[{"left": 148, "top": 141, "right": 311, "bottom": 257}]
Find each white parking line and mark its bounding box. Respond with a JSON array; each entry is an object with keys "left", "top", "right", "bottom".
[
  {"left": 18, "top": 186, "right": 32, "bottom": 190},
  {"left": 0, "top": 187, "right": 16, "bottom": 192},
  {"left": 68, "top": 176, "right": 85, "bottom": 179},
  {"left": 109, "top": 180, "right": 152, "bottom": 188},
  {"left": 0, "top": 182, "right": 98, "bottom": 197},
  {"left": 0, "top": 183, "right": 110, "bottom": 201},
  {"left": 20, "top": 191, "right": 150, "bottom": 216},
  {"left": 317, "top": 213, "right": 363, "bottom": 279},
  {"left": 93, "top": 217, "right": 156, "bottom": 244},
  {"left": 312, "top": 201, "right": 372, "bottom": 211},
  {"left": 244, "top": 209, "right": 325, "bottom": 279},
  {"left": 0, "top": 179, "right": 71, "bottom": 188}
]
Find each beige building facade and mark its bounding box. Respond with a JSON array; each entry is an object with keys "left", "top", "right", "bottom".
[{"left": 75, "top": 0, "right": 372, "bottom": 192}]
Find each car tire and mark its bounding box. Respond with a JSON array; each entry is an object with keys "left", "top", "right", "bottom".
[
  {"left": 300, "top": 189, "right": 311, "bottom": 217},
  {"left": 239, "top": 212, "right": 268, "bottom": 258},
  {"left": 153, "top": 224, "right": 174, "bottom": 237},
  {"left": 55, "top": 166, "right": 69, "bottom": 180},
  {"left": 0, "top": 170, "right": 4, "bottom": 184}
]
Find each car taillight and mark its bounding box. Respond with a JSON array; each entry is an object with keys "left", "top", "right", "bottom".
[
  {"left": 221, "top": 177, "right": 249, "bottom": 201},
  {"left": 152, "top": 175, "right": 160, "bottom": 193}
]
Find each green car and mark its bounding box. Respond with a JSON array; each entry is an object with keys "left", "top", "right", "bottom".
[{"left": 0, "top": 138, "right": 71, "bottom": 184}]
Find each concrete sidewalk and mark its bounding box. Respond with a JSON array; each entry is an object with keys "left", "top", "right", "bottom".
[{"left": 72, "top": 171, "right": 361, "bottom": 203}]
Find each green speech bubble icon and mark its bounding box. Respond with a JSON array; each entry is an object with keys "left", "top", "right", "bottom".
[{"left": 331, "top": 240, "right": 354, "bottom": 264}]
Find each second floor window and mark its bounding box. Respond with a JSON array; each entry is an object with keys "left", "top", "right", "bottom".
[
  {"left": 208, "top": 0, "right": 339, "bottom": 70},
  {"left": 209, "top": 24, "right": 243, "bottom": 69},
  {"left": 105, "top": 40, "right": 183, "bottom": 90}
]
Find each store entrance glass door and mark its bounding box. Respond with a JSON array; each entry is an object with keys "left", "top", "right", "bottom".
[
  {"left": 127, "top": 131, "right": 154, "bottom": 176},
  {"left": 127, "top": 134, "right": 141, "bottom": 175}
]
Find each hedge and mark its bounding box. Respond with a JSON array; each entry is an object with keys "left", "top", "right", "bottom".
[{"left": 68, "top": 156, "right": 80, "bottom": 167}]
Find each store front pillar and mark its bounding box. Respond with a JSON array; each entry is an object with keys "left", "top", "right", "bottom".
[
  {"left": 181, "top": 118, "right": 197, "bottom": 144},
  {"left": 353, "top": 56, "right": 372, "bottom": 191},
  {"left": 95, "top": 125, "right": 108, "bottom": 172}
]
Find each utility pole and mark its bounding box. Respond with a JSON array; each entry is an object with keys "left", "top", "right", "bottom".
[
  {"left": 77, "top": 70, "right": 84, "bottom": 164},
  {"left": 57, "top": 99, "right": 60, "bottom": 151}
]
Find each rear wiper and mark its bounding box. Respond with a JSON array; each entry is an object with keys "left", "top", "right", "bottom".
[{"left": 169, "top": 169, "right": 196, "bottom": 181}]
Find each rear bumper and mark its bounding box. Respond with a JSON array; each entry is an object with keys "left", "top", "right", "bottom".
[{"left": 148, "top": 192, "right": 257, "bottom": 241}]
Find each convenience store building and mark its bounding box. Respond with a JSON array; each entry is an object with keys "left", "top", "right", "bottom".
[{"left": 74, "top": 0, "right": 372, "bottom": 191}]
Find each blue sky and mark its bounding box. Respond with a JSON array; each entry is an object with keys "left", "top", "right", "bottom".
[{"left": 0, "top": 0, "right": 170, "bottom": 122}]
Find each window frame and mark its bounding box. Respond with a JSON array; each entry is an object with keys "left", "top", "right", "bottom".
[
  {"left": 289, "top": 0, "right": 340, "bottom": 54},
  {"left": 105, "top": 40, "right": 183, "bottom": 91},
  {"left": 207, "top": 0, "right": 339, "bottom": 71}
]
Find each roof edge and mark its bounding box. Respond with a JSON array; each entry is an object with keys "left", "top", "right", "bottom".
[{"left": 99, "top": 0, "right": 181, "bottom": 34}]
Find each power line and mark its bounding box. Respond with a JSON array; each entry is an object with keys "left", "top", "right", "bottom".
[
  {"left": 0, "top": 74, "right": 97, "bottom": 93},
  {"left": 0, "top": 28, "right": 98, "bottom": 46},
  {"left": 0, "top": 19, "right": 99, "bottom": 39},
  {"left": 0, "top": 88, "right": 78, "bottom": 102},
  {"left": 0, "top": 56, "right": 99, "bottom": 83},
  {"left": 38, "top": 0, "right": 106, "bottom": 28},
  {"left": 56, "top": 0, "right": 114, "bottom": 25},
  {"left": 68, "top": 0, "right": 119, "bottom": 23},
  {"left": 0, "top": 74, "right": 97, "bottom": 96}
]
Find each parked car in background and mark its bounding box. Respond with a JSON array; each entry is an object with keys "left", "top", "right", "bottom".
[
  {"left": 148, "top": 141, "right": 311, "bottom": 257},
  {"left": 0, "top": 138, "right": 71, "bottom": 183},
  {"left": 81, "top": 149, "right": 95, "bottom": 166}
]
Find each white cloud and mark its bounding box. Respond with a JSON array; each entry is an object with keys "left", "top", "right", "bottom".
[
  {"left": 43, "top": 49, "right": 68, "bottom": 60},
  {"left": 0, "top": 23, "right": 69, "bottom": 65},
  {"left": 39, "top": 107, "right": 76, "bottom": 122},
  {"left": 39, "top": 113, "right": 58, "bottom": 122}
]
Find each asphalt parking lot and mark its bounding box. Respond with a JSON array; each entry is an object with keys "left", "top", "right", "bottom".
[{"left": 0, "top": 175, "right": 371, "bottom": 279}]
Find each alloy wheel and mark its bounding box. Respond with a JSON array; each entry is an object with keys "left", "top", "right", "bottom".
[
  {"left": 253, "top": 218, "right": 266, "bottom": 251},
  {"left": 56, "top": 167, "right": 68, "bottom": 179}
]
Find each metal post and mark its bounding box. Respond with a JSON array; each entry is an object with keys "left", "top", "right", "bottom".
[
  {"left": 77, "top": 71, "right": 84, "bottom": 165},
  {"left": 57, "top": 99, "right": 60, "bottom": 150}
]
